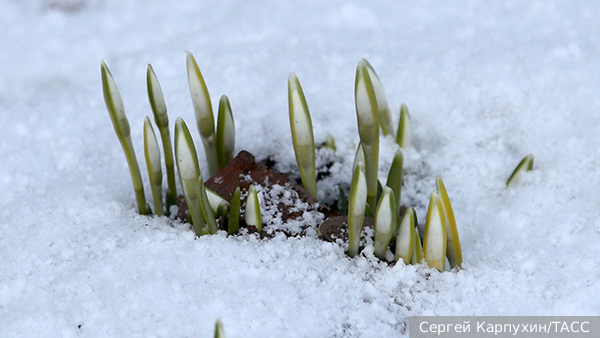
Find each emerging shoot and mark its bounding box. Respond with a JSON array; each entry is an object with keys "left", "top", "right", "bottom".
[
  {"left": 411, "top": 225, "right": 424, "bottom": 264},
  {"left": 216, "top": 95, "right": 236, "bottom": 168},
  {"left": 506, "top": 154, "right": 534, "bottom": 188},
  {"left": 228, "top": 187, "right": 241, "bottom": 235},
  {"left": 385, "top": 149, "right": 404, "bottom": 210},
  {"left": 396, "top": 103, "right": 411, "bottom": 149},
  {"left": 423, "top": 191, "right": 447, "bottom": 271},
  {"left": 355, "top": 61, "right": 381, "bottom": 209},
  {"left": 374, "top": 187, "right": 398, "bottom": 260},
  {"left": 245, "top": 185, "right": 262, "bottom": 232},
  {"left": 198, "top": 173, "right": 219, "bottom": 234},
  {"left": 214, "top": 319, "right": 226, "bottom": 338},
  {"left": 362, "top": 59, "right": 394, "bottom": 137},
  {"left": 324, "top": 135, "right": 336, "bottom": 151},
  {"left": 186, "top": 51, "right": 218, "bottom": 177},
  {"left": 395, "top": 207, "right": 416, "bottom": 265},
  {"left": 436, "top": 176, "right": 462, "bottom": 269},
  {"left": 147, "top": 64, "right": 177, "bottom": 213},
  {"left": 348, "top": 162, "right": 368, "bottom": 257},
  {"left": 288, "top": 73, "right": 317, "bottom": 199},
  {"left": 174, "top": 117, "right": 205, "bottom": 236},
  {"left": 143, "top": 117, "right": 164, "bottom": 216},
  {"left": 101, "top": 61, "right": 150, "bottom": 215}
]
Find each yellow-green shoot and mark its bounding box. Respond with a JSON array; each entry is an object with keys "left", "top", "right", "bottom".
[
  {"left": 214, "top": 319, "right": 225, "bottom": 338},
  {"left": 198, "top": 173, "right": 219, "bottom": 234},
  {"left": 436, "top": 176, "right": 462, "bottom": 269},
  {"left": 245, "top": 185, "right": 262, "bottom": 232},
  {"left": 143, "top": 117, "right": 164, "bottom": 216},
  {"left": 362, "top": 59, "right": 394, "bottom": 137},
  {"left": 174, "top": 117, "right": 206, "bottom": 236},
  {"left": 101, "top": 61, "right": 150, "bottom": 215},
  {"left": 411, "top": 224, "right": 424, "bottom": 264},
  {"left": 348, "top": 162, "right": 367, "bottom": 257},
  {"left": 186, "top": 51, "right": 218, "bottom": 177},
  {"left": 374, "top": 187, "right": 398, "bottom": 260},
  {"left": 355, "top": 60, "right": 380, "bottom": 209},
  {"left": 396, "top": 103, "right": 411, "bottom": 149},
  {"left": 216, "top": 95, "right": 236, "bottom": 169},
  {"left": 228, "top": 187, "right": 241, "bottom": 235},
  {"left": 385, "top": 149, "right": 404, "bottom": 210},
  {"left": 506, "top": 154, "right": 534, "bottom": 188},
  {"left": 395, "top": 207, "right": 416, "bottom": 265},
  {"left": 423, "top": 191, "right": 447, "bottom": 271},
  {"left": 288, "top": 73, "right": 317, "bottom": 199},
  {"left": 324, "top": 135, "right": 336, "bottom": 151},
  {"left": 147, "top": 64, "right": 177, "bottom": 213}
]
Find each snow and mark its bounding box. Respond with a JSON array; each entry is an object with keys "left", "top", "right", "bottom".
[{"left": 2, "top": 0, "right": 600, "bottom": 336}]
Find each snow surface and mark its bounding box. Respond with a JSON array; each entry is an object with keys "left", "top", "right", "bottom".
[{"left": 2, "top": 0, "right": 600, "bottom": 336}]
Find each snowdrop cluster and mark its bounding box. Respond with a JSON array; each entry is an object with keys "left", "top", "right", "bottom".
[{"left": 101, "top": 53, "right": 467, "bottom": 271}]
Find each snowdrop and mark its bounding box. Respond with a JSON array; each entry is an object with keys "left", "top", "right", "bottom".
[
  {"left": 245, "top": 185, "right": 262, "bottom": 232},
  {"left": 101, "top": 61, "right": 150, "bottom": 215},
  {"left": 186, "top": 52, "right": 219, "bottom": 176},
  {"left": 396, "top": 103, "right": 411, "bottom": 149},
  {"left": 436, "top": 176, "right": 462, "bottom": 269},
  {"left": 143, "top": 117, "right": 164, "bottom": 216},
  {"left": 506, "top": 154, "right": 534, "bottom": 188},
  {"left": 147, "top": 64, "right": 177, "bottom": 213},
  {"left": 423, "top": 191, "right": 447, "bottom": 271},
  {"left": 374, "top": 187, "right": 398, "bottom": 260},
  {"left": 395, "top": 207, "right": 416, "bottom": 265},
  {"left": 348, "top": 163, "right": 368, "bottom": 258},
  {"left": 174, "top": 117, "right": 206, "bottom": 236},
  {"left": 288, "top": 73, "right": 317, "bottom": 199},
  {"left": 355, "top": 60, "right": 381, "bottom": 210}
]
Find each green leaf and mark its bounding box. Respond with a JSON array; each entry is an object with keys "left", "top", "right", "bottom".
[
  {"left": 436, "top": 176, "right": 462, "bottom": 269},
  {"left": 228, "top": 187, "right": 241, "bottom": 235},
  {"left": 198, "top": 173, "right": 218, "bottom": 234},
  {"left": 395, "top": 207, "right": 416, "bottom": 265},
  {"left": 216, "top": 94, "right": 236, "bottom": 168},
  {"left": 214, "top": 319, "right": 225, "bottom": 338},
  {"left": 245, "top": 185, "right": 262, "bottom": 232},
  {"left": 337, "top": 185, "right": 349, "bottom": 215},
  {"left": 423, "top": 191, "right": 447, "bottom": 271},
  {"left": 324, "top": 135, "right": 336, "bottom": 151},
  {"left": 288, "top": 73, "right": 317, "bottom": 199},
  {"left": 386, "top": 149, "right": 404, "bottom": 210},
  {"left": 355, "top": 60, "right": 380, "bottom": 209},
  {"left": 147, "top": 64, "right": 177, "bottom": 213},
  {"left": 348, "top": 162, "right": 367, "bottom": 257},
  {"left": 174, "top": 117, "right": 205, "bottom": 236},
  {"left": 396, "top": 103, "right": 411, "bottom": 149},
  {"left": 101, "top": 61, "right": 149, "bottom": 215},
  {"left": 411, "top": 224, "right": 424, "bottom": 264},
  {"left": 362, "top": 59, "right": 394, "bottom": 137},
  {"left": 506, "top": 154, "right": 534, "bottom": 188},
  {"left": 186, "top": 51, "right": 218, "bottom": 177},
  {"left": 374, "top": 187, "right": 398, "bottom": 260},
  {"left": 144, "top": 117, "right": 164, "bottom": 216}
]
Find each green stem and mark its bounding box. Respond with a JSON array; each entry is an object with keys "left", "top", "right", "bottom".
[
  {"left": 158, "top": 126, "right": 177, "bottom": 211},
  {"left": 123, "top": 137, "right": 150, "bottom": 215}
]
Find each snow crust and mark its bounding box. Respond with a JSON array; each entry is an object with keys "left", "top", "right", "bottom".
[{"left": 2, "top": 0, "right": 600, "bottom": 336}]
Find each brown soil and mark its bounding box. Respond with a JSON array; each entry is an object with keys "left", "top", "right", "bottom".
[{"left": 177, "top": 150, "right": 340, "bottom": 235}]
